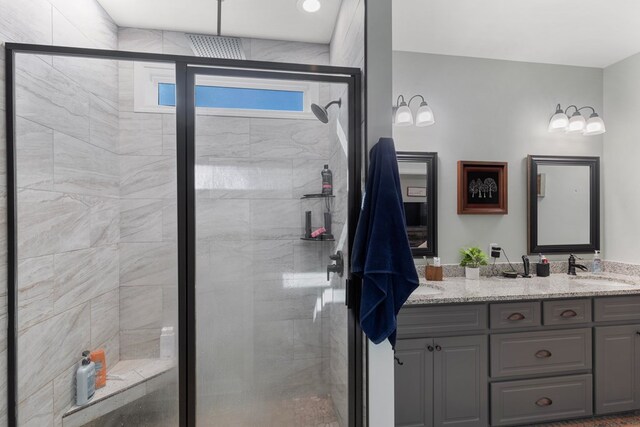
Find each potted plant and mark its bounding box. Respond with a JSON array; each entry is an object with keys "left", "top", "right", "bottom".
[{"left": 459, "top": 246, "right": 488, "bottom": 280}]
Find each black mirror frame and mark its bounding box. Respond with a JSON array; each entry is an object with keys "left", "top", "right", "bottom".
[
  {"left": 397, "top": 151, "right": 438, "bottom": 258},
  {"left": 527, "top": 155, "right": 600, "bottom": 254}
]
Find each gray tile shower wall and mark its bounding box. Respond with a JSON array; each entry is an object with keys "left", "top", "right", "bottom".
[
  {"left": 329, "top": 0, "right": 364, "bottom": 424},
  {"left": 1, "top": 0, "right": 119, "bottom": 424},
  {"left": 116, "top": 28, "right": 340, "bottom": 413}
]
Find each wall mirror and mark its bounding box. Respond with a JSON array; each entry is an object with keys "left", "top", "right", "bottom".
[
  {"left": 397, "top": 152, "right": 438, "bottom": 257},
  {"left": 528, "top": 155, "right": 600, "bottom": 254}
]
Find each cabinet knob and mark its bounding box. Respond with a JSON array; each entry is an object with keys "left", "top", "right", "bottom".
[
  {"left": 427, "top": 345, "right": 434, "bottom": 352},
  {"left": 560, "top": 309, "right": 578, "bottom": 318},
  {"left": 535, "top": 397, "right": 553, "bottom": 407},
  {"left": 636, "top": 331, "right": 640, "bottom": 336},
  {"left": 507, "top": 312, "right": 525, "bottom": 321},
  {"left": 435, "top": 345, "right": 442, "bottom": 351},
  {"left": 535, "top": 349, "right": 552, "bottom": 359}
]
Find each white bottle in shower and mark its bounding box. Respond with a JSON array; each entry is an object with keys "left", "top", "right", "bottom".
[
  {"left": 76, "top": 354, "right": 96, "bottom": 406},
  {"left": 160, "top": 326, "right": 175, "bottom": 359}
]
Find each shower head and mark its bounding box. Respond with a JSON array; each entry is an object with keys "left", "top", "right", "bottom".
[{"left": 311, "top": 99, "right": 342, "bottom": 124}]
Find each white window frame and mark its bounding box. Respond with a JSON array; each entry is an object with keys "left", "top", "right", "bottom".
[{"left": 133, "top": 62, "right": 319, "bottom": 120}]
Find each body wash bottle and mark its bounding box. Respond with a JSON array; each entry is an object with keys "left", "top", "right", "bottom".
[{"left": 76, "top": 352, "right": 96, "bottom": 405}]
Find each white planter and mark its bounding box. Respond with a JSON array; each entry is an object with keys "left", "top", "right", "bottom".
[{"left": 465, "top": 266, "right": 480, "bottom": 280}]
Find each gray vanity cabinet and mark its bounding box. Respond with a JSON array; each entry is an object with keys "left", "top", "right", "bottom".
[
  {"left": 595, "top": 324, "right": 640, "bottom": 414},
  {"left": 395, "top": 335, "right": 488, "bottom": 427},
  {"left": 395, "top": 338, "right": 434, "bottom": 427}
]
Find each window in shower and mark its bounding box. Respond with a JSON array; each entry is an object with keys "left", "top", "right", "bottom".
[
  {"left": 134, "top": 62, "right": 317, "bottom": 119},
  {"left": 158, "top": 83, "right": 305, "bottom": 111}
]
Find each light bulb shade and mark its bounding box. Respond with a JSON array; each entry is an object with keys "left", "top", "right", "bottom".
[
  {"left": 298, "top": 0, "right": 321, "bottom": 13},
  {"left": 394, "top": 104, "right": 413, "bottom": 126},
  {"left": 415, "top": 103, "right": 435, "bottom": 127},
  {"left": 583, "top": 114, "right": 606, "bottom": 136},
  {"left": 548, "top": 112, "right": 569, "bottom": 132},
  {"left": 566, "top": 113, "right": 586, "bottom": 133}
]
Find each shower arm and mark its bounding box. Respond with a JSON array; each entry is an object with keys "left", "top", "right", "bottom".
[{"left": 325, "top": 99, "right": 342, "bottom": 109}]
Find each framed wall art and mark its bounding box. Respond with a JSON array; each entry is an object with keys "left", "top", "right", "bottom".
[{"left": 457, "top": 161, "right": 508, "bottom": 214}]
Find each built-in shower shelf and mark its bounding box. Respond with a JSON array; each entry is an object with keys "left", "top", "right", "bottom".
[
  {"left": 62, "top": 358, "right": 175, "bottom": 427},
  {"left": 300, "top": 194, "right": 335, "bottom": 199},
  {"left": 301, "top": 236, "right": 335, "bottom": 242}
]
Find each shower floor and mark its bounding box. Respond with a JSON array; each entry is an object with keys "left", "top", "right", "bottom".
[{"left": 204, "top": 393, "right": 341, "bottom": 427}]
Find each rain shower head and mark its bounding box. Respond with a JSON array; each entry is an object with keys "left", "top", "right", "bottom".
[
  {"left": 311, "top": 99, "right": 342, "bottom": 124},
  {"left": 187, "top": 34, "right": 246, "bottom": 60}
]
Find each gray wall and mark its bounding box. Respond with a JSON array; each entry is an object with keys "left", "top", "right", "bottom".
[
  {"left": 603, "top": 52, "right": 640, "bottom": 264},
  {"left": 393, "top": 51, "right": 604, "bottom": 264},
  {"left": 0, "top": 0, "right": 119, "bottom": 425}
]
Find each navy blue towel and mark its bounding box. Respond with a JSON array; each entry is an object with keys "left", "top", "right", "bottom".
[{"left": 352, "top": 137, "right": 419, "bottom": 347}]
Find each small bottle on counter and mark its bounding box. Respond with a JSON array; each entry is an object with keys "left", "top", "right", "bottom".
[{"left": 593, "top": 250, "right": 602, "bottom": 273}]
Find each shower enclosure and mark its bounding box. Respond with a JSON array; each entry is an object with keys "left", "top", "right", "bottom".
[{"left": 5, "top": 43, "right": 363, "bottom": 426}]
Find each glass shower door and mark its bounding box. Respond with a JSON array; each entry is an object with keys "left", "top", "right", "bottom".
[{"left": 190, "top": 69, "right": 352, "bottom": 426}]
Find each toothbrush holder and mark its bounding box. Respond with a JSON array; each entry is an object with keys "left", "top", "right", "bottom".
[{"left": 536, "top": 263, "right": 550, "bottom": 277}]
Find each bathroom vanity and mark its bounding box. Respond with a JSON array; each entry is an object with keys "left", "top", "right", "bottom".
[{"left": 394, "top": 273, "right": 640, "bottom": 426}]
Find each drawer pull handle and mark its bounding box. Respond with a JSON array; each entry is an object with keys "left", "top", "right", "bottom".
[
  {"left": 560, "top": 309, "right": 578, "bottom": 318},
  {"left": 535, "top": 397, "right": 553, "bottom": 407},
  {"left": 507, "top": 312, "right": 525, "bottom": 321},
  {"left": 535, "top": 349, "right": 552, "bottom": 359}
]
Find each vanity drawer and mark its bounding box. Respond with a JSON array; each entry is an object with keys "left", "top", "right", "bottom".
[
  {"left": 397, "top": 304, "right": 487, "bottom": 338},
  {"left": 490, "top": 328, "right": 592, "bottom": 378},
  {"left": 490, "top": 302, "right": 540, "bottom": 329},
  {"left": 595, "top": 296, "right": 640, "bottom": 322},
  {"left": 543, "top": 299, "right": 592, "bottom": 325},
  {"left": 491, "top": 374, "right": 593, "bottom": 426}
]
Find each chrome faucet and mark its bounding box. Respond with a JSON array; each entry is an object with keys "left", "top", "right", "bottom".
[{"left": 568, "top": 254, "right": 588, "bottom": 276}]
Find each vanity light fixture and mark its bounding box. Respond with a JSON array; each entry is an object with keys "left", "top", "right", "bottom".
[
  {"left": 298, "top": 0, "right": 321, "bottom": 13},
  {"left": 394, "top": 94, "right": 435, "bottom": 127},
  {"left": 548, "top": 104, "right": 605, "bottom": 136}
]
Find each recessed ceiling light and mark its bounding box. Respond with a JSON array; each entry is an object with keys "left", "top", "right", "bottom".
[{"left": 298, "top": 0, "right": 321, "bottom": 13}]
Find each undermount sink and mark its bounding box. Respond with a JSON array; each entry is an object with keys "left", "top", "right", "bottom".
[{"left": 570, "top": 275, "right": 638, "bottom": 288}]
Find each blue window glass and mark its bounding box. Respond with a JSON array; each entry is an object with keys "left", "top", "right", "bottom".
[{"left": 158, "top": 83, "right": 304, "bottom": 111}]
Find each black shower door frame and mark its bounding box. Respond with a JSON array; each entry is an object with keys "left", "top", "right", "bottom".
[{"left": 5, "top": 43, "right": 364, "bottom": 427}]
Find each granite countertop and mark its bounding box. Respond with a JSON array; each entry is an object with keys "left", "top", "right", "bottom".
[{"left": 406, "top": 272, "right": 640, "bottom": 305}]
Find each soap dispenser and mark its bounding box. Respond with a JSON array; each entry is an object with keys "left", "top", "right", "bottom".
[
  {"left": 76, "top": 351, "right": 96, "bottom": 406},
  {"left": 593, "top": 250, "right": 602, "bottom": 273}
]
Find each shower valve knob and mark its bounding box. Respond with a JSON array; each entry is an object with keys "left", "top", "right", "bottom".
[{"left": 327, "top": 251, "right": 344, "bottom": 281}]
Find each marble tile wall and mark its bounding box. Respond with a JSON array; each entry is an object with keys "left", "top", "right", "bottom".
[
  {"left": 329, "top": 0, "right": 365, "bottom": 425},
  {"left": 1, "top": 0, "right": 119, "bottom": 425},
  {"left": 118, "top": 27, "right": 346, "bottom": 417}
]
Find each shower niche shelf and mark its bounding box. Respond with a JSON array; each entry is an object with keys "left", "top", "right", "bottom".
[
  {"left": 301, "top": 192, "right": 335, "bottom": 242},
  {"left": 301, "top": 236, "right": 335, "bottom": 242},
  {"left": 300, "top": 194, "right": 335, "bottom": 199}
]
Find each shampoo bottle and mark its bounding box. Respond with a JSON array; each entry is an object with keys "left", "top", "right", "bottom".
[
  {"left": 76, "top": 352, "right": 96, "bottom": 406},
  {"left": 593, "top": 250, "right": 602, "bottom": 273},
  {"left": 321, "top": 165, "right": 333, "bottom": 195},
  {"left": 160, "top": 326, "right": 175, "bottom": 359}
]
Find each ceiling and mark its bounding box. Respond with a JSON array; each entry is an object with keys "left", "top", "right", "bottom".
[
  {"left": 393, "top": 0, "right": 640, "bottom": 68},
  {"left": 96, "top": 0, "right": 342, "bottom": 44}
]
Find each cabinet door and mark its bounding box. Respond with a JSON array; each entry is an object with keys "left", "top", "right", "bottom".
[
  {"left": 433, "top": 335, "right": 488, "bottom": 426},
  {"left": 595, "top": 325, "right": 640, "bottom": 414},
  {"left": 395, "top": 338, "right": 434, "bottom": 427}
]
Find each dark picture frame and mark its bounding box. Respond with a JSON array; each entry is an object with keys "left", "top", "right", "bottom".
[{"left": 457, "top": 161, "right": 508, "bottom": 214}]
